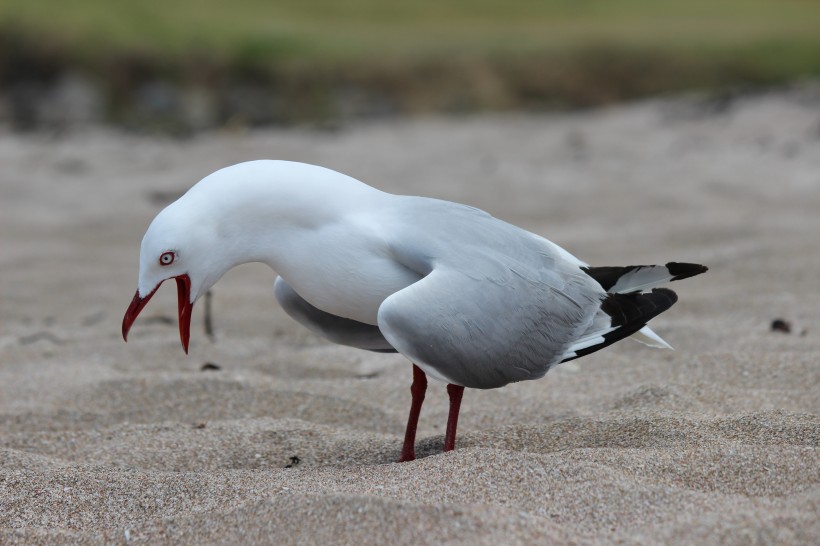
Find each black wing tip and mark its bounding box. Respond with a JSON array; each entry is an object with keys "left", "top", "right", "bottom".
[
  {"left": 666, "top": 262, "right": 708, "bottom": 281},
  {"left": 650, "top": 287, "right": 678, "bottom": 306},
  {"left": 580, "top": 265, "right": 640, "bottom": 292},
  {"left": 601, "top": 288, "right": 678, "bottom": 327},
  {"left": 582, "top": 263, "right": 707, "bottom": 292},
  {"left": 564, "top": 288, "right": 679, "bottom": 363}
]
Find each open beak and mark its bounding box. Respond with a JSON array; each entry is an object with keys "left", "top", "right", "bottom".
[{"left": 122, "top": 274, "right": 193, "bottom": 353}]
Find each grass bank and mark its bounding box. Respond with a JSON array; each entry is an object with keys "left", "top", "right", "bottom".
[{"left": 1, "top": 0, "right": 819, "bottom": 130}]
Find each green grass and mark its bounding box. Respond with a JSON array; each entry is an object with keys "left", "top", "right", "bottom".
[
  {"left": 2, "top": 0, "right": 819, "bottom": 127},
  {"left": 2, "top": 0, "right": 819, "bottom": 66}
]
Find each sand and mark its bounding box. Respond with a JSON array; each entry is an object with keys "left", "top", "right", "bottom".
[{"left": 1, "top": 85, "right": 819, "bottom": 545}]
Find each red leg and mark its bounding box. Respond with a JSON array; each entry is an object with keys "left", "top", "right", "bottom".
[
  {"left": 443, "top": 384, "right": 465, "bottom": 452},
  {"left": 399, "top": 364, "right": 427, "bottom": 462}
]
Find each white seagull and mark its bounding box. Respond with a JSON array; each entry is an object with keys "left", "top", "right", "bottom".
[{"left": 123, "top": 160, "right": 706, "bottom": 462}]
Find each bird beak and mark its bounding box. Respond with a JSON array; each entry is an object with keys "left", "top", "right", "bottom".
[{"left": 122, "top": 274, "right": 193, "bottom": 353}]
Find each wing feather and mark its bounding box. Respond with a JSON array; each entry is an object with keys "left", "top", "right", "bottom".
[{"left": 377, "top": 265, "right": 602, "bottom": 389}]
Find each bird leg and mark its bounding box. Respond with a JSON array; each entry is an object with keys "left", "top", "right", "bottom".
[
  {"left": 203, "top": 289, "right": 215, "bottom": 341},
  {"left": 443, "top": 384, "right": 465, "bottom": 452},
  {"left": 399, "top": 364, "right": 427, "bottom": 462}
]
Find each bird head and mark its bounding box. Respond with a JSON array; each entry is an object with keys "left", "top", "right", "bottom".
[
  {"left": 122, "top": 199, "right": 223, "bottom": 353},
  {"left": 121, "top": 159, "right": 365, "bottom": 353}
]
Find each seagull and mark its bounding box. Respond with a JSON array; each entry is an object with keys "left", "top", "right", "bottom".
[{"left": 122, "top": 160, "right": 706, "bottom": 462}]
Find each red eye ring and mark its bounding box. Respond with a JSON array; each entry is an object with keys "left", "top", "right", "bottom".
[{"left": 159, "top": 251, "right": 175, "bottom": 266}]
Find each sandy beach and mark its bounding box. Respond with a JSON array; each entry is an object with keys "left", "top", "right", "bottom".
[{"left": 1, "top": 86, "right": 818, "bottom": 544}]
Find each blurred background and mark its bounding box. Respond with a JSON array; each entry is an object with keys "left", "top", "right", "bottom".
[{"left": 1, "top": 0, "right": 819, "bottom": 133}]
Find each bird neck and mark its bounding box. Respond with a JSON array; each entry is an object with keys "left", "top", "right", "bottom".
[{"left": 185, "top": 160, "right": 387, "bottom": 275}]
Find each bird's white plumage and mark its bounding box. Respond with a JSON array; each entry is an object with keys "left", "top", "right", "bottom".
[{"left": 135, "top": 160, "right": 679, "bottom": 389}]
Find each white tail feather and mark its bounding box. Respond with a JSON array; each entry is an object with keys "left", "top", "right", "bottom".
[{"left": 630, "top": 326, "right": 673, "bottom": 350}]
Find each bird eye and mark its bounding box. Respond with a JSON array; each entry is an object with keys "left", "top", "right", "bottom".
[{"left": 159, "top": 251, "right": 176, "bottom": 266}]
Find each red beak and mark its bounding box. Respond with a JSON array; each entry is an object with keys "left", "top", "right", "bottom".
[{"left": 122, "top": 274, "right": 193, "bottom": 353}]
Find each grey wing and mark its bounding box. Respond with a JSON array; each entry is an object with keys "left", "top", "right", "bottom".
[
  {"left": 274, "top": 277, "right": 396, "bottom": 352},
  {"left": 376, "top": 263, "right": 603, "bottom": 389}
]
